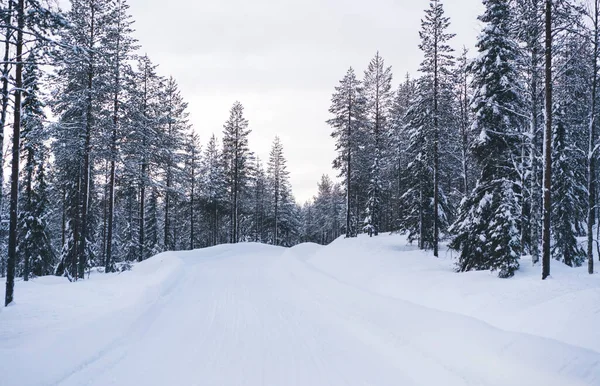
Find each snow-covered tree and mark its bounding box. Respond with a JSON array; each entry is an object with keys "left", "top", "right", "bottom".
[
  {"left": 161, "top": 76, "right": 189, "bottom": 251},
  {"left": 450, "top": 0, "right": 524, "bottom": 278},
  {"left": 327, "top": 67, "right": 365, "bottom": 238},
  {"left": 222, "top": 101, "right": 252, "bottom": 243},
  {"left": 362, "top": 52, "right": 393, "bottom": 236},
  {"left": 202, "top": 134, "right": 226, "bottom": 246},
  {"left": 401, "top": 1, "right": 455, "bottom": 252},
  {"left": 18, "top": 54, "right": 54, "bottom": 280},
  {"left": 267, "top": 137, "right": 291, "bottom": 245},
  {"left": 103, "top": 0, "right": 138, "bottom": 272}
]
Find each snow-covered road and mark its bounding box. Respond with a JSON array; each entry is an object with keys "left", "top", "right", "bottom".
[{"left": 2, "top": 237, "right": 600, "bottom": 385}]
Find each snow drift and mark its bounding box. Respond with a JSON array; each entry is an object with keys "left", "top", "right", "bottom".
[{"left": 1, "top": 235, "right": 599, "bottom": 386}]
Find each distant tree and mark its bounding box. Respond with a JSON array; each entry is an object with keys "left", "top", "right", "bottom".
[
  {"left": 222, "top": 101, "right": 252, "bottom": 243},
  {"left": 362, "top": 52, "right": 393, "bottom": 236},
  {"left": 327, "top": 67, "right": 365, "bottom": 238},
  {"left": 202, "top": 134, "right": 226, "bottom": 246},
  {"left": 267, "top": 137, "right": 292, "bottom": 245}
]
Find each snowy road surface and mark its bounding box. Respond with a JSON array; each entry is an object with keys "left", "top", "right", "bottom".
[{"left": 1, "top": 236, "right": 600, "bottom": 385}]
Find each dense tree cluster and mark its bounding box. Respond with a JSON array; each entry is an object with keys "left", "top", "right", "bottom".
[
  {"left": 323, "top": 0, "right": 600, "bottom": 278},
  {"left": 0, "top": 0, "right": 304, "bottom": 306}
]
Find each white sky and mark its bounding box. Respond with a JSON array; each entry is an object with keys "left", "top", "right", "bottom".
[{"left": 60, "top": 0, "right": 485, "bottom": 203}]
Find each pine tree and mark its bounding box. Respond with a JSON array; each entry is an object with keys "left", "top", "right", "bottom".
[
  {"left": 3, "top": 0, "right": 64, "bottom": 303},
  {"left": 450, "top": 0, "right": 524, "bottom": 278},
  {"left": 5, "top": 0, "right": 25, "bottom": 305},
  {"left": 267, "top": 136, "right": 291, "bottom": 245},
  {"left": 222, "top": 101, "right": 252, "bottom": 243},
  {"left": 51, "top": 0, "right": 112, "bottom": 280},
  {"left": 388, "top": 74, "right": 416, "bottom": 229},
  {"left": 314, "top": 175, "right": 335, "bottom": 244},
  {"left": 401, "top": 0, "right": 455, "bottom": 252},
  {"left": 454, "top": 48, "right": 474, "bottom": 197},
  {"left": 549, "top": 11, "right": 588, "bottom": 267},
  {"left": 551, "top": 105, "right": 586, "bottom": 266},
  {"left": 0, "top": 2, "right": 12, "bottom": 278},
  {"left": 104, "top": 0, "right": 138, "bottom": 272},
  {"left": 541, "top": 0, "right": 553, "bottom": 280},
  {"left": 162, "top": 76, "right": 189, "bottom": 251},
  {"left": 327, "top": 67, "right": 365, "bottom": 238},
  {"left": 422, "top": 0, "right": 454, "bottom": 256},
  {"left": 401, "top": 85, "right": 434, "bottom": 248},
  {"left": 586, "top": 0, "right": 600, "bottom": 275},
  {"left": 125, "top": 55, "right": 164, "bottom": 261},
  {"left": 202, "top": 134, "right": 226, "bottom": 246},
  {"left": 515, "top": 0, "right": 544, "bottom": 261},
  {"left": 18, "top": 53, "right": 54, "bottom": 280},
  {"left": 250, "top": 158, "right": 269, "bottom": 243},
  {"left": 182, "top": 132, "right": 202, "bottom": 250},
  {"left": 362, "top": 52, "right": 393, "bottom": 236}
]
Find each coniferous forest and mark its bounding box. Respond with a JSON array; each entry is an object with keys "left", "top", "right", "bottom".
[{"left": 2, "top": 0, "right": 600, "bottom": 306}]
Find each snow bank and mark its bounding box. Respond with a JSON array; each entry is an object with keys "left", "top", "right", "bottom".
[
  {"left": 306, "top": 234, "right": 600, "bottom": 353},
  {"left": 0, "top": 251, "right": 183, "bottom": 386},
  {"left": 1, "top": 235, "right": 599, "bottom": 386}
]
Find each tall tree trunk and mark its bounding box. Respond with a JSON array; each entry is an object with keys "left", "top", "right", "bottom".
[
  {"left": 5, "top": 0, "right": 24, "bottom": 306},
  {"left": 190, "top": 150, "right": 195, "bottom": 250},
  {"left": 106, "top": 70, "right": 119, "bottom": 272},
  {"left": 588, "top": 0, "right": 599, "bottom": 275},
  {"left": 530, "top": 44, "right": 541, "bottom": 264},
  {"left": 79, "top": 0, "right": 96, "bottom": 279},
  {"left": 233, "top": 147, "right": 239, "bottom": 243},
  {"left": 101, "top": 161, "right": 108, "bottom": 264},
  {"left": 274, "top": 185, "right": 279, "bottom": 245},
  {"left": 433, "top": 13, "right": 440, "bottom": 258},
  {"left": 164, "top": 166, "right": 171, "bottom": 250},
  {"left": 138, "top": 64, "right": 149, "bottom": 262},
  {"left": 0, "top": 0, "right": 13, "bottom": 278},
  {"left": 139, "top": 162, "right": 146, "bottom": 262},
  {"left": 541, "top": 0, "right": 552, "bottom": 280},
  {"left": 0, "top": 0, "right": 12, "bottom": 209},
  {"left": 346, "top": 86, "right": 353, "bottom": 238}
]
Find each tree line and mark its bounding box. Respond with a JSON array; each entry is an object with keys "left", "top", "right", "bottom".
[
  {"left": 0, "top": 0, "right": 305, "bottom": 306},
  {"left": 3, "top": 0, "right": 599, "bottom": 307},
  {"left": 324, "top": 0, "right": 600, "bottom": 278}
]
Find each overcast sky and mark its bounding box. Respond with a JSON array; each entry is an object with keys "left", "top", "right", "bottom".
[{"left": 73, "top": 0, "right": 485, "bottom": 203}]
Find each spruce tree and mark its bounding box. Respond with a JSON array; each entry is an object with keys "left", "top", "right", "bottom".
[
  {"left": 401, "top": 0, "right": 455, "bottom": 252},
  {"left": 327, "top": 67, "right": 365, "bottom": 238},
  {"left": 126, "top": 55, "right": 164, "bottom": 261},
  {"left": 362, "top": 52, "right": 393, "bottom": 236},
  {"left": 18, "top": 54, "right": 54, "bottom": 280},
  {"left": 103, "top": 0, "right": 138, "bottom": 272},
  {"left": 222, "top": 101, "right": 252, "bottom": 243},
  {"left": 162, "top": 76, "right": 189, "bottom": 251},
  {"left": 202, "top": 134, "right": 226, "bottom": 246},
  {"left": 388, "top": 74, "right": 415, "bottom": 228},
  {"left": 250, "top": 158, "right": 269, "bottom": 243},
  {"left": 182, "top": 132, "right": 202, "bottom": 250},
  {"left": 421, "top": 0, "right": 454, "bottom": 256},
  {"left": 267, "top": 136, "right": 291, "bottom": 245},
  {"left": 450, "top": 0, "right": 524, "bottom": 278}
]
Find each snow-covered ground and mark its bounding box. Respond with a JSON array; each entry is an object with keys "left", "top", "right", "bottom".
[{"left": 1, "top": 235, "right": 599, "bottom": 386}]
